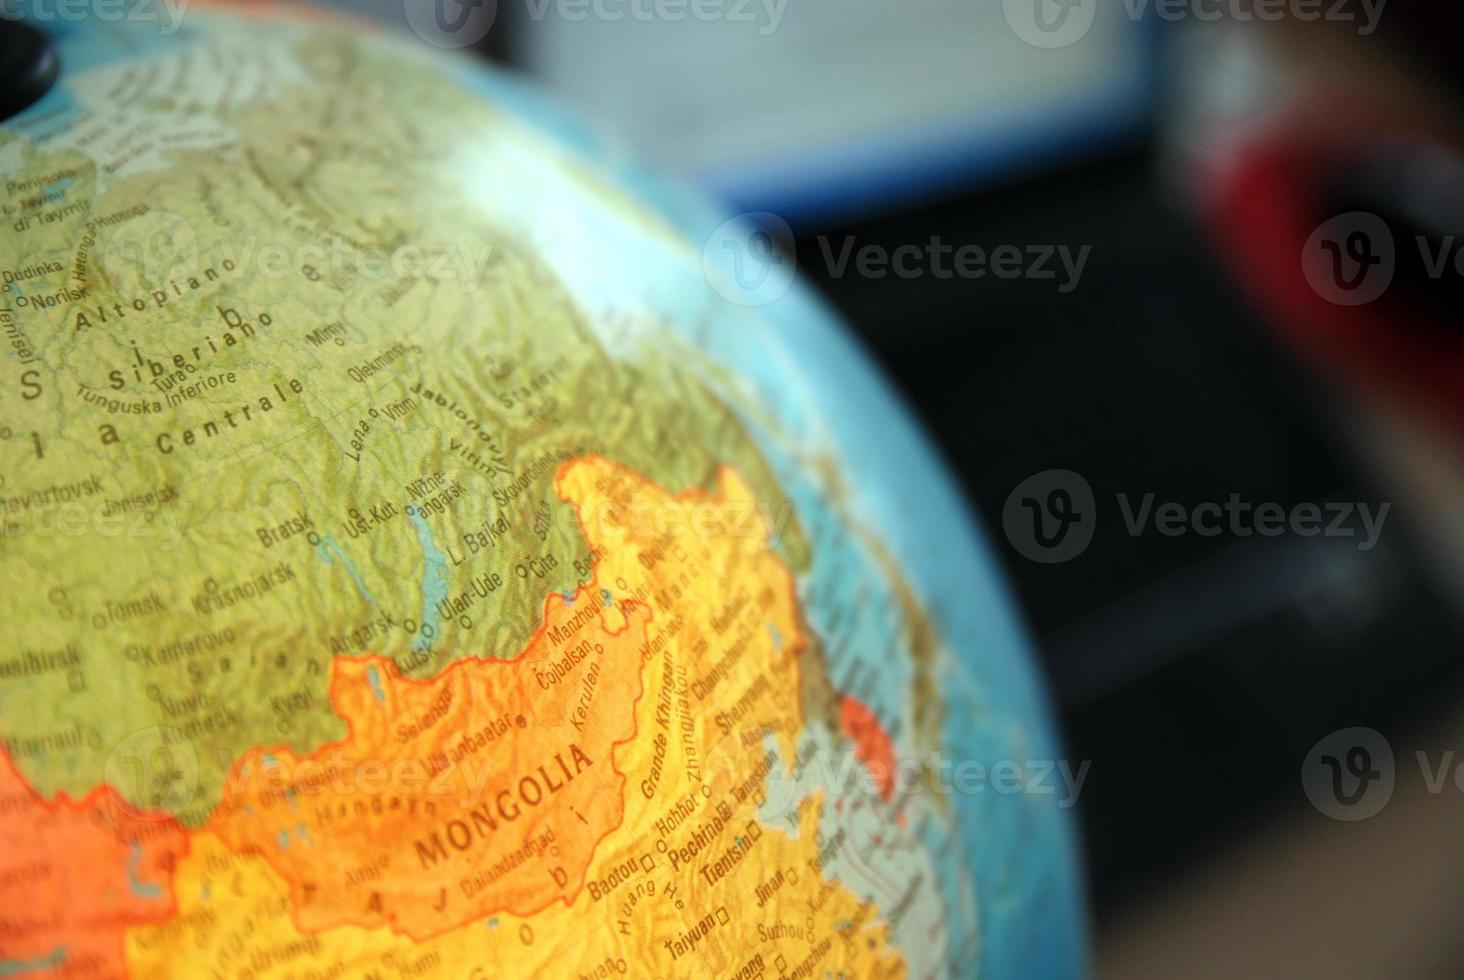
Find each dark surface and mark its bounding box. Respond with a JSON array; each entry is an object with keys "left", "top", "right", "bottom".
[
  {"left": 1377, "top": 2, "right": 1464, "bottom": 96},
  {"left": 792, "top": 146, "right": 1464, "bottom": 914},
  {"left": 0, "top": 17, "right": 59, "bottom": 122}
]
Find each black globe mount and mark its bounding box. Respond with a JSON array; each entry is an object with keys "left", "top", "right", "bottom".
[{"left": 0, "top": 17, "right": 59, "bottom": 122}]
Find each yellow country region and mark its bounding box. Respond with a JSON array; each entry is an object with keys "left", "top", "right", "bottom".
[
  {"left": 125, "top": 457, "right": 906, "bottom": 977},
  {"left": 550, "top": 456, "right": 909, "bottom": 976},
  {"left": 123, "top": 831, "right": 481, "bottom": 980},
  {"left": 558, "top": 454, "right": 807, "bottom": 760},
  {"left": 125, "top": 809, "right": 903, "bottom": 979}
]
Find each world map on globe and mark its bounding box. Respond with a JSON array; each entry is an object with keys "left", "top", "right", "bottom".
[{"left": 0, "top": 5, "right": 1082, "bottom": 977}]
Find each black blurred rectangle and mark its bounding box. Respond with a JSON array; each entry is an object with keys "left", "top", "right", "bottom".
[{"left": 793, "top": 145, "right": 1464, "bottom": 913}]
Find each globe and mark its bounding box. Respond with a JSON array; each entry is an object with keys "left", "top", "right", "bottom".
[{"left": 0, "top": 7, "right": 1084, "bottom": 977}]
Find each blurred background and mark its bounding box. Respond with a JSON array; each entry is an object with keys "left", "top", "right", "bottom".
[{"left": 334, "top": 1, "right": 1464, "bottom": 974}]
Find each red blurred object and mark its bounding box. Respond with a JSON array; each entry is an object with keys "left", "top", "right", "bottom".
[{"left": 1209, "top": 110, "right": 1464, "bottom": 435}]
